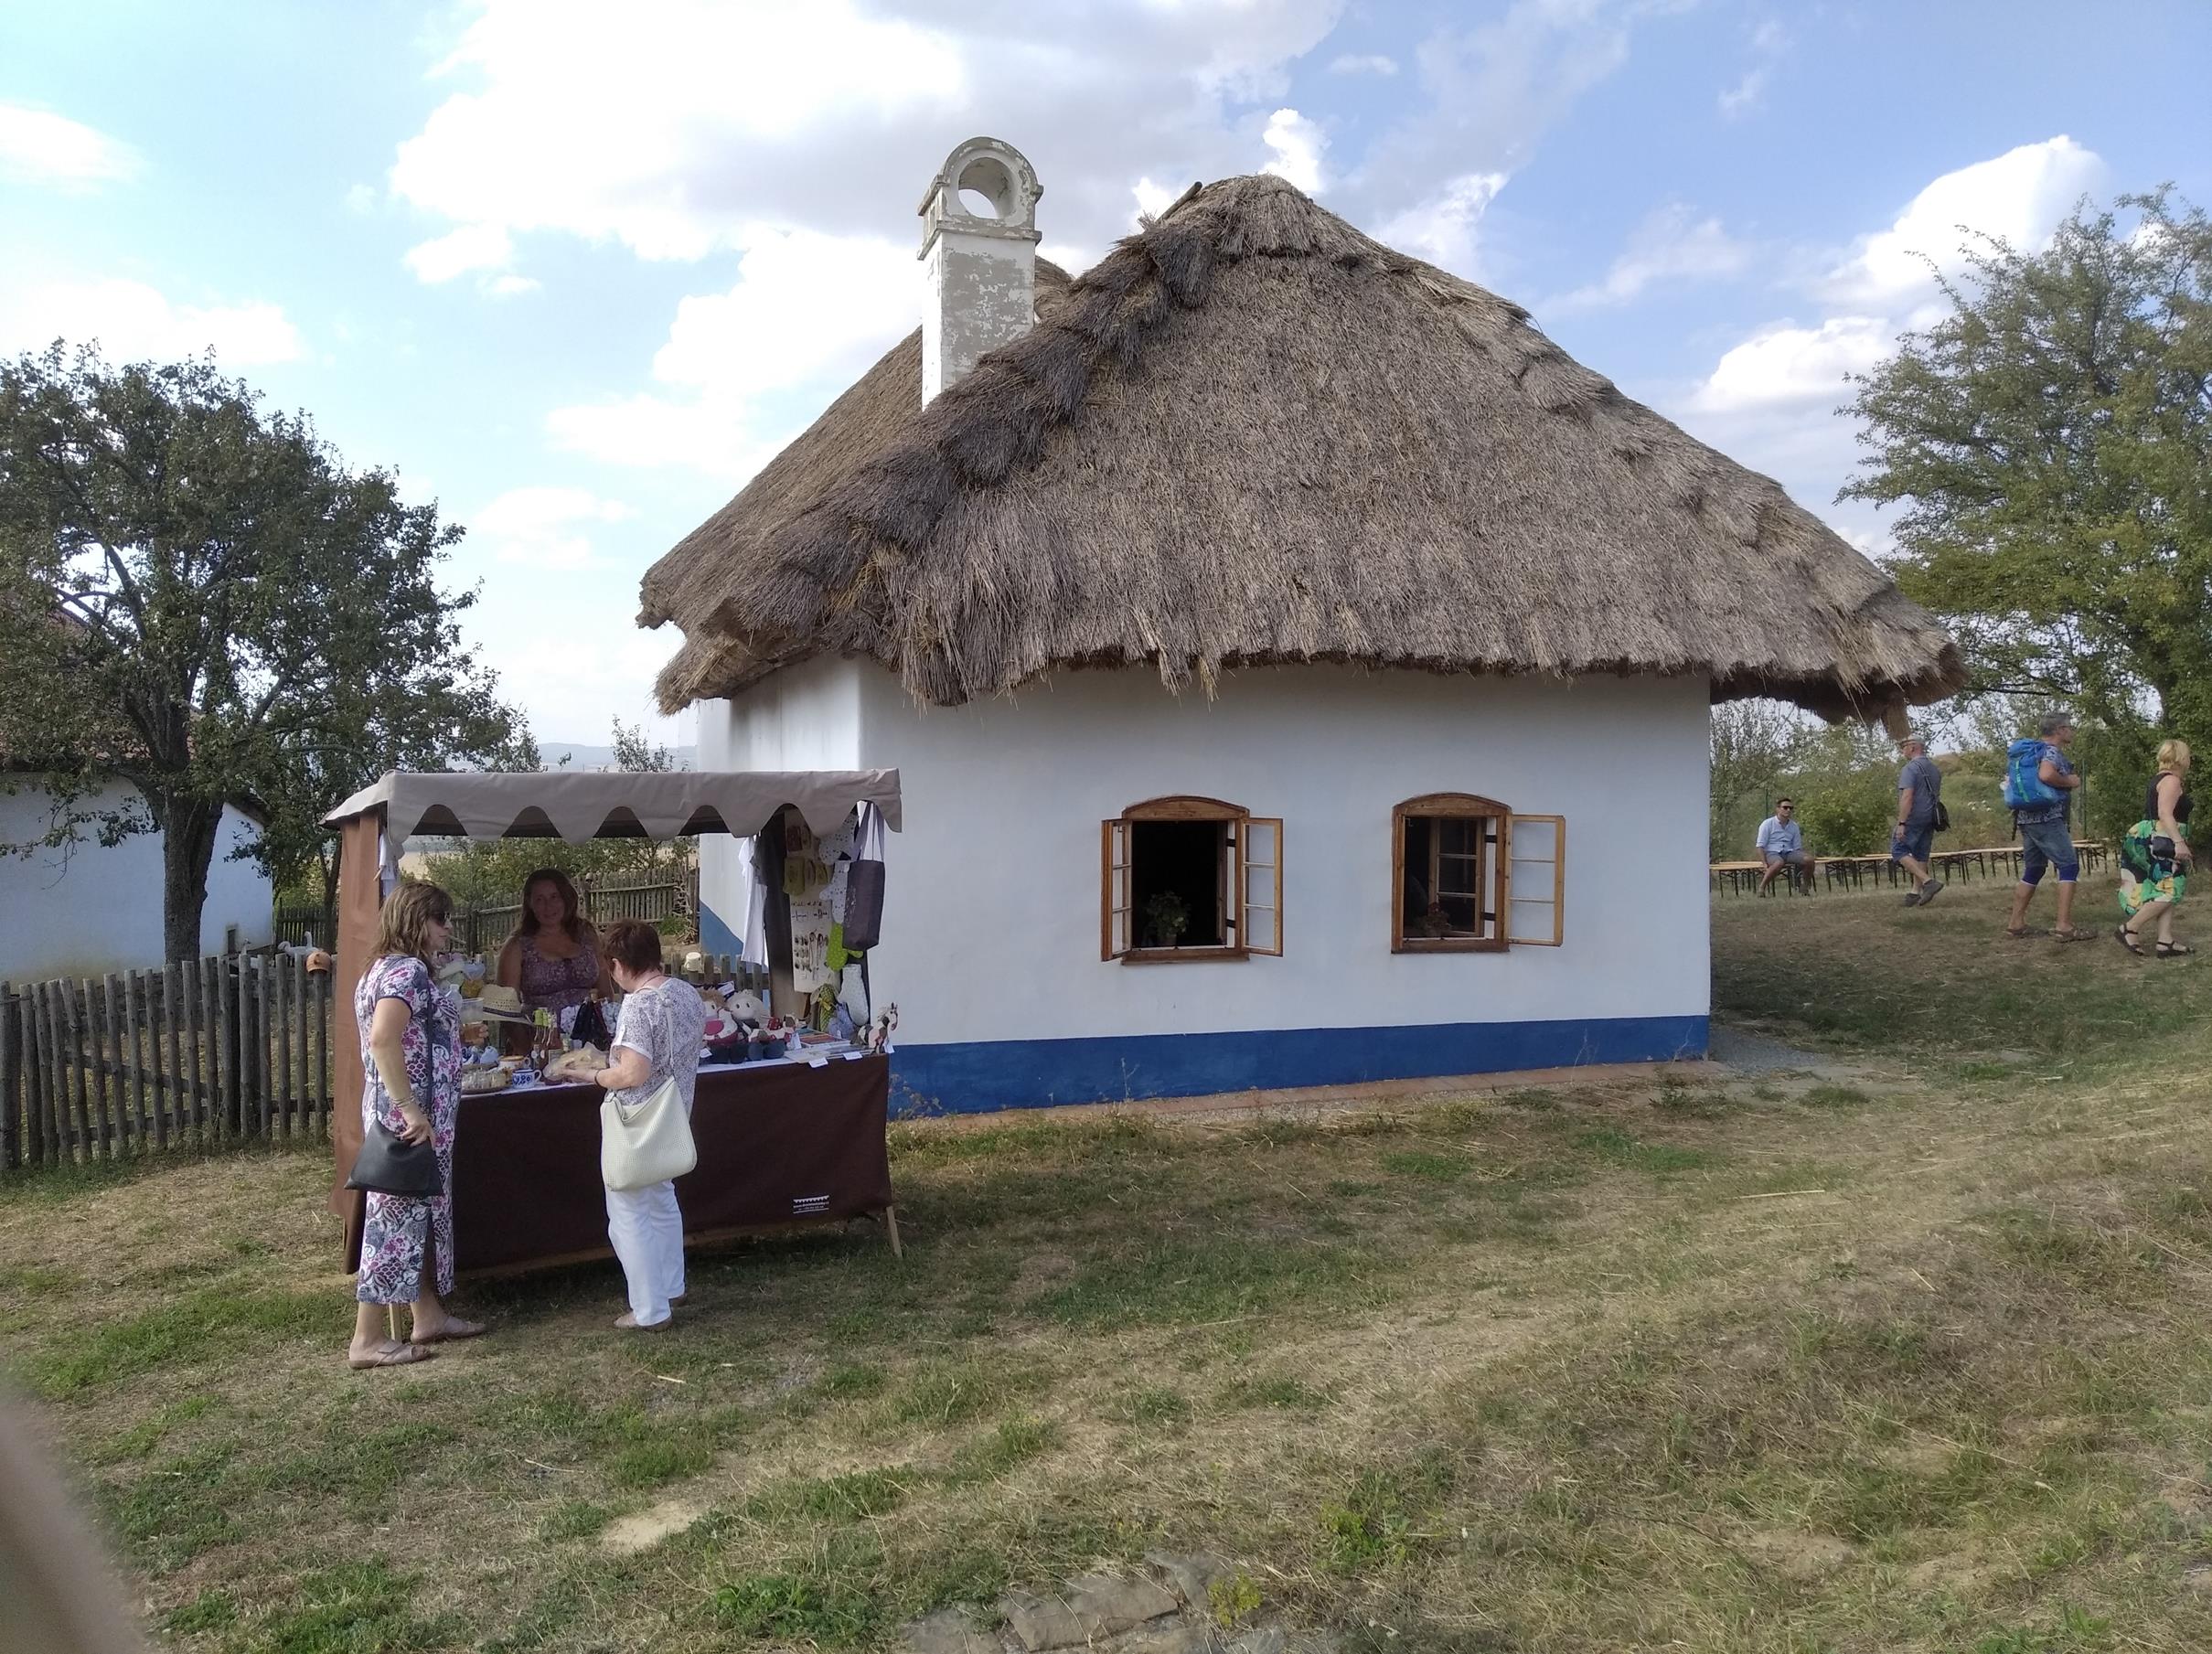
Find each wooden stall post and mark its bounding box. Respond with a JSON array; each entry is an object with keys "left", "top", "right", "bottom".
[{"left": 0, "top": 985, "right": 17, "bottom": 1173}]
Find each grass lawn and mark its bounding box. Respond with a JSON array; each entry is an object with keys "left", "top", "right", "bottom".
[{"left": 7, "top": 875, "right": 2212, "bottom": 1651}]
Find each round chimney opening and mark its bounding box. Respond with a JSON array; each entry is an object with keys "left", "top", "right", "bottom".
[{"left": 955, "top": 155, "right": 1017, "bottom": 220}]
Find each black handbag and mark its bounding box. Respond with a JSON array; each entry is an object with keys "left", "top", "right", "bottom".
[{"left": 346, "top": 1117, "right": 441, "bottom": 1198}]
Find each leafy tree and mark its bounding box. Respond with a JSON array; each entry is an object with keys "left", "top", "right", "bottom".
[
  {"left": 0, "top": 345, "right": 530, "bottom": 961},
  {"left": 426, "top": 720, "right": 697, "bottom": 936},
  {"left": 1843, "top": 189, "right": 2212, "bottom": 777},
  {"left": 1709, "top": 700, "right": 1811, "bottom": 859}
]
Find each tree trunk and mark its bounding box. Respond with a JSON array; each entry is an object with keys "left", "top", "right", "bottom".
[{"left": 161, "top": 797, "right": 224, "bottom": 963}]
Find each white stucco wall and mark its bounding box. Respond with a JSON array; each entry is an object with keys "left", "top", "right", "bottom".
[
  {"left": 0, "top": 781, "right": 272, "bottom": 980},
  {"left": 700, "top": 661, "right": 1711, "bottom": 1075},
  {"left": 850, "top": 664, "right": 1711, "bottom": 1044}
]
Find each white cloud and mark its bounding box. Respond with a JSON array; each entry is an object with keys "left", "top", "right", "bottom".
[
  {"left": 0, "top": 277, "right": 304, "bottom": 364},
  {"left": 466, "top": 610, "right": 679, "bottom": 742},
  {"left": 1377, "top": 172, "right": 1509, "bottom": 277},
  {"left": 485, "top": 274, "right": 541, "bottom": 297},
  {"left": 386, "top": 0, "right": 1347, "bottom": 270},
  {"left": 344, "top": 182, "right": 379, "bottom": 216},
  {"left": 403, "top": 223, "right": 515, "bottom": 283},
  {"left": 1329, "top": 53, "right": 1398, "bottom": 75},
  {"left": 1822, "top": 135, "right": 2106, "bottom": 304},
  {"left": 1554, "top": 203, "right": 1750, "bottom": 310},
  {"left": 550, "top": 225, "right": 914, "bottom": 480},
  {"left": 1717, "top": 17, "right": 1787, "bottom": 119},
  {"left": 465, "top": 486, "right": 635, "bottom": 571},
  {"left": 1690, "top": 315, "right": 1891, "bottom": 412},
  {"left": 390, "top": 0, "right": 970, "bottom": 262},
  {"left": 1259, "top": 108, "right": 1327, "bottom": 195},
  {"left": 1131, "top": 176, "right": 1181, "bottom": 224},
  {"left": 0, "top": 103, "right": 139, "bottom": 187}
]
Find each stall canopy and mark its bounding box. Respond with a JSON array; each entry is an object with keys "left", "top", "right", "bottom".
[
  {"left": 323, "top": 767, "right": 903, "bottom": 1247},
  {"left": 323, "top": 767, "right": 903, "bottom": 840}
]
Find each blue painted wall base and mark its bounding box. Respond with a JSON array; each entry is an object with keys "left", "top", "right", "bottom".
[
  {"left": 889, "top": 1016, "right": 1708, "bottom": 1117},
  {"left": 696, "top": 900, "right": 742, "bottom": 961}
]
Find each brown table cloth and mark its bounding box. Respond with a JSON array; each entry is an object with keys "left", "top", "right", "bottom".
[{"left": 339, "top": 1055, "right": 893, "bottom": 1275}]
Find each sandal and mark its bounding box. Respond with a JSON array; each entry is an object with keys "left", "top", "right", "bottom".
[
  {"left": 2116, "top": 924, "right": 2148, "bottom": 956},
  {"left": 347, "top": 1340, "right": 436, "bottom": 1371},
  {"left": 2004, "top": 926, "right": 2040, "bottom": 939},
  {"left": 614, "top": 1311, "right": 673, "bottom": 1331},
  {"left": 411, "top": 1317, "right": 486, "bottom": 1345},
  {"left": 2051, "top": 927, "right": 2089, "bottom": 944},
  {"left": 2156, "top": 941, "right": 2196, "bottom": 957}
]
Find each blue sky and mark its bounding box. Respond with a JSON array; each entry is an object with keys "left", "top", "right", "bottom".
[{"left": 4, "top": 0, "right": 2207, "bottom": 748}]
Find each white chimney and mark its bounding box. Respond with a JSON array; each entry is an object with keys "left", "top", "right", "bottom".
[{"left": 918, "top": 137, "right": 1042, "bottom": 406}]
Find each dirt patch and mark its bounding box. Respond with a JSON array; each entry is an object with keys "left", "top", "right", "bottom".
[{"left": 602, "top": 1498, "right": 708, "bottom": 1554}]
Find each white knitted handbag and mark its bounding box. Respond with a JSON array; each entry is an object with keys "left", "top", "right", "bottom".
[{"left": 599, "top": 1074, "right": 697, "bottom": 1191}]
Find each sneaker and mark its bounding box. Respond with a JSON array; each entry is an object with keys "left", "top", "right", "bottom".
[
  {"left": 1901, "top": 891, "right": 1922, "bottom": 907},
  {"left": 1918, "top": 878, "right": 1942, "bottom": 906}
]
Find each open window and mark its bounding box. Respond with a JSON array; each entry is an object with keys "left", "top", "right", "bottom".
[
  {"left": 1392, "top": 795, "right": 1565, "bottom": 952},
  {"left": 1102, "top": 796, "right": 1282, "bottom": 962}
]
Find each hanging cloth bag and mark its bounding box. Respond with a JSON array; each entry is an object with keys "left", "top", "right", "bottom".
[
  {"left": 841, "top": 806, "right": 888, "bottom": 952},
  {"left": 600, "top": 1074, "right": 698, "bottom": 1191}
]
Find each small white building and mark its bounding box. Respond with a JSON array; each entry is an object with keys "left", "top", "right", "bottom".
[
  {"left": 639, "top": 140, "right": 1961, "bottom": 1115},
  {"left": 0, "top": 778, "right": 273, "bottom": 981}
]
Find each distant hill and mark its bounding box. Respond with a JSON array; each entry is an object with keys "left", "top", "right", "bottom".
[{"left": 537, "top": 742, "right": 698, "bottom": 771}]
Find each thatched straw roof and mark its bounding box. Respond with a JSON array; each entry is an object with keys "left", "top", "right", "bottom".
[{"left": 640, "top": 175, "right": 1961, "bottom": 720}]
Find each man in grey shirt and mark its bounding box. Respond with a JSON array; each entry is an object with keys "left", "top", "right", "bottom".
[{"left": 1893, "top": 731, "right": 1944, "bottom": 906}]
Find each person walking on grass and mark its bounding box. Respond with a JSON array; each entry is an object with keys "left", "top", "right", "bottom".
[
  {"left": 2118, "top": 739, "right": 2195, "bottom": 958},
  {"left": 1755, "top": 798, "right": 1813, "bottom": 894},
  {"left": 2004, "top": 712, "right": 2088, "bottom": 943},
  {"left": 1893, "top": 731, "right": 1945, "bottom": 906}
]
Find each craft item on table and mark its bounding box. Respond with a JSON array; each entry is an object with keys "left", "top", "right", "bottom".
[
  {"left": 460, "top": 1066, "right": 510, "bottom": 1094},
  {"left": 476, "top": 983, "right": 525, "bottom": 1017},
  {"left": 466, "top": 1042, "right": 503, "bottom": 1069},
  {"left": 725, "top": 988, "right": 767, "bottom": 1024},
  {"left": 788, "top": 893, "right": 834, "bottom": 994},
  {"left": 828, "top": 1002, "right": 859, "bottom": 1042},
  {"left": 865, "top": 1004, "right": 899, "bottom": 1055},
  {"left": 542, "top": 1045, "right": 611, "bottom": 1084}
]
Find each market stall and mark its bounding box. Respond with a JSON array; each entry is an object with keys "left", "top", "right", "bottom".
[{"left": 323, "top": 769, "right": 903, "bottom": 1277}]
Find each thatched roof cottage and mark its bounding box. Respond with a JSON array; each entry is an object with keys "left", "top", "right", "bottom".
[{"left": 641, "top": 138, "right": 1960, "bottom": 1111}]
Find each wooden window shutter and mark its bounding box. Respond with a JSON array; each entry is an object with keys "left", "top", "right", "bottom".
[
  {"left": 1241, "top": 817, "right": 1283, "bottom": 955},
  {"left": 1504, "top": 815, "right": 1565, "bottom": 946},
  {"left": 1102, "top": 818, "right": 1133, "bottom": 960}
]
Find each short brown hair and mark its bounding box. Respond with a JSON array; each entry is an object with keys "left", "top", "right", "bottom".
[
  {"left": 374, "top": 880, "right": 453, "bottom": 966},
  {"left": 601, "top": 918, "right": 664, "bottom": 976}
]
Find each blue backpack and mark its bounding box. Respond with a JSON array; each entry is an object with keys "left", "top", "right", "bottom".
[{"left": 2003, "top": 739, "right": 2063, "bottom": 811}]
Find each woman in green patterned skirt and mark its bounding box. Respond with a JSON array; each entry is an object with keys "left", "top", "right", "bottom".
[{"left": 2118, "top": 739, "right": 2195, "bottom": 957}]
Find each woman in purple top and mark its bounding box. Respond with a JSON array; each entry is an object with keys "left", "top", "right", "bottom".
[{"left": 497, "top": 868, "right": 613, "bottom": 1035}]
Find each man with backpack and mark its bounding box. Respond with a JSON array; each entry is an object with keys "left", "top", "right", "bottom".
[
  {"left": 2003, "top": 712, "right": 2085, "bottom": 941},
  {"left": 1893, "top": 731, "right": 1945, "bottom": 905}
]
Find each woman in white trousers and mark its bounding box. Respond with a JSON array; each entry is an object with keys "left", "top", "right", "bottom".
[{"left": 592, "top": 919, "right": 709, "bottom": 1329}]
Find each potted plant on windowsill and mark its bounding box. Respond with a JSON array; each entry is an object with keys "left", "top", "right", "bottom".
[{"left": 1141, "top": 891, "right": 1191, "bottom": 949}]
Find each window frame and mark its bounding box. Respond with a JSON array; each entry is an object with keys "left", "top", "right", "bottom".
[
  {"left": 1392, "top": 793, "right": 1512, "bottom": 954},
  {"left": 1101, "top": 795, "right": 1282, "bottom": 964}
]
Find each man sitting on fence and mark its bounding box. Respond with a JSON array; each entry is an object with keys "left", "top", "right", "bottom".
[
  {"left": 1755, "top": 798, "right": 1814, "bottom": 894},
  {"left": 2003, "top": 711, "right": 2088, "bottom": 942}
]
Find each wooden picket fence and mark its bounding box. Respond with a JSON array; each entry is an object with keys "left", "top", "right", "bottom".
[
  {"left": 0, "top": 948, "right": 770, "bottom": 1173},
  {"left": 1, "top": 953, "right": 334, "bottom": 1171}
]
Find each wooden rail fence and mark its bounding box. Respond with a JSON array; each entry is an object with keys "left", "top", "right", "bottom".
[
  {"left": 1, "top": 948, "right": 767, "bottom": 1173},
  {"left": 272, "top": 880, "right": 686, "bottom": 957}
]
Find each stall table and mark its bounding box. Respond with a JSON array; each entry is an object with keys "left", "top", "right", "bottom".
[
  {"left": 322, "top": 767, "right": 906, "bottom": 1278},
  {"left": 446, "top": 1055, "right": 894, "bottom": 1275}
]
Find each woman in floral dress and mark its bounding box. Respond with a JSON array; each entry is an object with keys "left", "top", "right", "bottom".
[{"left": 347, "top": 880, "right": 487, "bottom": 1370}]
